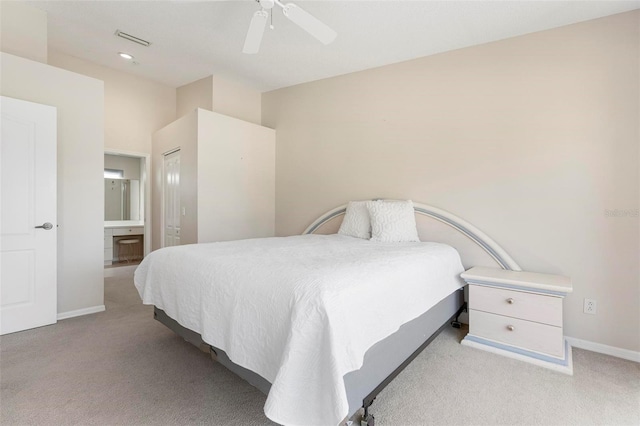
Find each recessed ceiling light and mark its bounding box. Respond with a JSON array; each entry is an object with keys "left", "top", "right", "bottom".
[{"left": 119, "top": 52, "right": 134, "bottom": 60}]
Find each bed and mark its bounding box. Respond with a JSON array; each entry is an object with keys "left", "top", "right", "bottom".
[{"left": 134, "top": 201, "right": 520, "bottom": 426}]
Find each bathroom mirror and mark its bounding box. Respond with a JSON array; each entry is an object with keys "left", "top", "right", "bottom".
[{"left": 105, "top": 178, "right": 141, "bottom": 221}]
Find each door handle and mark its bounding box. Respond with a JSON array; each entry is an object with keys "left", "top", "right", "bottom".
[{"left": 35, "top": 222, "right": 53, "bottom": 230}]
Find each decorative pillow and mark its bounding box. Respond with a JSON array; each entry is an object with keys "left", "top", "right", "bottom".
[
  {"left": 338, "top": 201, "right": 371, "bottom": 239},
  {"left": 367, "top": 200, "right": 420, "bottom": 242}
]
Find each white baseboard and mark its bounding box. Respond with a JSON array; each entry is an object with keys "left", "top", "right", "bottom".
[
  {"left": 57, "top": 305, "right": 106, "bottom": 320},
  {"left": 566, "top": 336, "right": 640, "bottom": 363}
]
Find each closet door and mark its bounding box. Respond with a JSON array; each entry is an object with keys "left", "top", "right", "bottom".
[{"left": 162, "top": 150, "right": 181, "bottom": 247}]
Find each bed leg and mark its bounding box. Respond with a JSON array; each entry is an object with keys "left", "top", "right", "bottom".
[
  {"left": 361, "top": 400, "right": 375, "bottom": 426},
  {"left": 209, "top": 346, "right": 218, "bottom": 361},
  {"left": 450, "top": 302, "right": 467, "bottom": 329},
  {"left": 361, "top": 412, "right": 374, "bottom": 426}
]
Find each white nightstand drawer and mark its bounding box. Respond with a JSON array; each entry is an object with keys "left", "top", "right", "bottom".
[
  {"left": 112, "top": 227, "right": 144, "bottom": 236},
  {"left": 469, "top": 310, "right": 564, "bottom": 358},
  {"left": 469, "top": 285, "right": 562, "bottom": 327},
  {"left": 104, "top": 248, "right": 113, "bottom": 261}
]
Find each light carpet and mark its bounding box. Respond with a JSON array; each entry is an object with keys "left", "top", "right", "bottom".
[{"left": 1, "top": 267, "right": 638, "bottom": 425}]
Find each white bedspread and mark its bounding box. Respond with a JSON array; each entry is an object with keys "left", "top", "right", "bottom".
[{"left": 134, "top": 234, "right": 464, "bottom": 426}]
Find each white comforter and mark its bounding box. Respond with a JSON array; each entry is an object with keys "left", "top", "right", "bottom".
[{"left": 134, "top": 234, "right": 464, "bottom": 426}]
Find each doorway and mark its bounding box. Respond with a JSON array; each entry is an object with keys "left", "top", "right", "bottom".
[{"left": 103, "top": 149, "right": 151, "bottom": 272}]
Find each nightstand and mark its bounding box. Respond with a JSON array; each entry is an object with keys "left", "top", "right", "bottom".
[{"left": 460, "top": 266, "right": 573, "bottom": 375}]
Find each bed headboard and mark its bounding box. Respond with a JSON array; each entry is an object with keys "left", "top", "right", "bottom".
[{"left": 303, "top": 201, "right": 521, "bottom": 271}]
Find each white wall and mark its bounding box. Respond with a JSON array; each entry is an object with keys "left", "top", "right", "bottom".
[
  {"left": 48, "top": 51, "right": 176, "bottom": 154},
  {"left": 0, "top": 2, "right": 47, "bottom": 63},
  {"left": 263, "top": 11, "right": 640, "bottom": 353},
  {"left": 197, "top": 109, "right": 275, "bottom": 242},
  {"left": 49, "top": 51, "right": 176, "bottom": 263},
  {"left": 1, "top": 52, "right": 105, "bottom": 316},
  {"left": 151, "top": 109, "right": 275, "bottom": 249},
  {"left": 151, "top": 111, "right": 198, "bottom": 250}
]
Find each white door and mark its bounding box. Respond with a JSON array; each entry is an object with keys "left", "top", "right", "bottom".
[
  {"left": 162, "top": 150, "right": 180, "bottom": 247},
  {"left": 1, "top": 96, "right": 57, "bottom": 335}
]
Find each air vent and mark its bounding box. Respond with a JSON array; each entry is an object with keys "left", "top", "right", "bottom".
[{"left": 115, "top": 30, "right": 151, "bottom": 47}]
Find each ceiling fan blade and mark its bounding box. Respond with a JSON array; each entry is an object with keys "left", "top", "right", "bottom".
[
  {"left": 243, "top": 10, "right": 268, "bottom": 54},
  {"left": 282, "top": 3, "right": 337, "bottom": 45}
]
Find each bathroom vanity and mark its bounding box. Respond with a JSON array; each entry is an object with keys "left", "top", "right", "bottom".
[{"left": 104, "top": 221, "right": 144, "bottom": 265}]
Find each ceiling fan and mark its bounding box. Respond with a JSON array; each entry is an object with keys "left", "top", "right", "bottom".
[{"left": 243, "top": 0, "right": 337, "bottom": 54}]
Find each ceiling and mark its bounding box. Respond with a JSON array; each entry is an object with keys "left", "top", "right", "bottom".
[{"left": 27, "top": 0, "right": 640, "bottom": 92}]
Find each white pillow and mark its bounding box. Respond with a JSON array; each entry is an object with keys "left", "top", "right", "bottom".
[
  {"left": 368, "top": 200, "right": 420, "bottom": 242},
  {"left": 338, "top": 201, "right": 371, "bottom": 239}
]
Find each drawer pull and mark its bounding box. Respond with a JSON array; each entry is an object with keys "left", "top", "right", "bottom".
[
  {"left": 506, "top": 298, "right": 515, "bottom": 304},
  {"left": 507, "top": 325, "right": 515, "bottom": 331}
]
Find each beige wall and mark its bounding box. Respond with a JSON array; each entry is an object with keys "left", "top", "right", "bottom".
[
  {"left": 1, "top": 52, "right": 105, "bottom": 316},
  {"left": 211, "top": 76, "right": 261, "bottom": 125},
  {"left": 0, "top": 2, "right": 47, "bottom": 63},
  {"left": 176, "top": 75, "right": 261, "bottom": 125},
  {"left": 48, "top": 51, "right": 176, "bottom": 154},
  {"left": 176, "top": 76, "right": 213, "bottom": 118},
  {"left": 263, "top": 11, "right": 640, "bottom": 352}
]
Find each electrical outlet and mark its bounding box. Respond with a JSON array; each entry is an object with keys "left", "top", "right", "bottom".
[{"left": 583, "top": 298, "right": 597, "bottom": 315}]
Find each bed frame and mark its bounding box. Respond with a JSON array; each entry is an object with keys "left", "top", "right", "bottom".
[{"left": 153, "top": 201, "right": 521, "bottom": 425}]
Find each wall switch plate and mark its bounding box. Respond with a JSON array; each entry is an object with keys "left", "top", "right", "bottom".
[{"left": 583, "top": 298, "right": 597, "bottom": 315}]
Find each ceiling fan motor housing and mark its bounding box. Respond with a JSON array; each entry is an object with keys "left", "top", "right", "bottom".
[{"left": 259, "top": 0, "right": 275, "bottom": 10}]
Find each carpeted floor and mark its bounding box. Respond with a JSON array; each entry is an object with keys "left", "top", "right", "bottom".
[{"left": 1, "top": 267, "right": 639, "bottom": 425}]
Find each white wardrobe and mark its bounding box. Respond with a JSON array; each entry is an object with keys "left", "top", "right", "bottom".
[{"left": 151, "top": 108, "right": 275, "bottom": 250}]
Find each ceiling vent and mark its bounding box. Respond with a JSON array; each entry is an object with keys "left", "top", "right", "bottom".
[{"left": 115, "top": 30, "right": 151, "bottom": 47}]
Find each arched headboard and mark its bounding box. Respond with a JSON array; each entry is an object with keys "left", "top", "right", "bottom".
[{"left": 303, "top": 201, "right": 521, "bottom": 272}]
